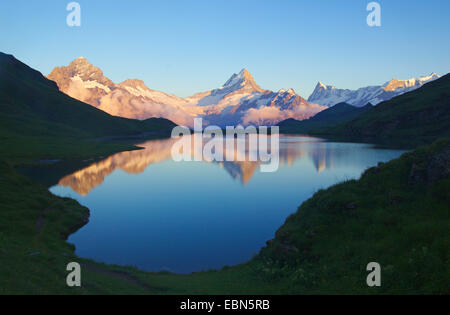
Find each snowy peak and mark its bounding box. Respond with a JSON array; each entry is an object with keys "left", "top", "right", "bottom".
[
  {"left": 73, "top": 56, "right": 88, "bottom": 62},
  {"left": 67, "top": 57, "right": 103, "bottom": 77},
  {"left": 222, "top": 68, "right": 264, "bottom": 93},
  {"left": 119, "top": 79, "right": 150, "bottom": 91},
  {"left": 308, "top": 73, "right": 440, "bottom": 107},
  {"left": 429, "top": 72, "right": 440, "bottom": 80},
  {"left": 118, "top": 79, "right": 156, "bottom": 98},
  {"left": 287, "top": 88, "right": 296, "bottom": 95},
  {"left": 316, "top": 82, "right": 325, "bottom": 89},
  {"left": 48, "top": 56, "right": 114, "bottom": 92},
  {"left": 383, "top": 73, "right": 441, "bottom": 91},
  {"left": 316, "top": 82, "right": 327, "bottom": 89},
  {"left": 278, "top": 88, "right": 297, "bottom": 96},
  {"left": 308, "top": 82, "right": 337, "bottom": 105},
  {"left": 223, "top": 69, "right": 250, "bottom": 86},
  {"left": 313, "top": 81, "right": 336, "bottom": 92}
]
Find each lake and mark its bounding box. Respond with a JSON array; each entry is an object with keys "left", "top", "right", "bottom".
[{"left": 49, "top": 135, "right": 406, "bottom": 273}]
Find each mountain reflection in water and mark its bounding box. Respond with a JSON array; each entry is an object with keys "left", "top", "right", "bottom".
[{"left": 57, "top": 136, "right": 338, "bottom": 195}]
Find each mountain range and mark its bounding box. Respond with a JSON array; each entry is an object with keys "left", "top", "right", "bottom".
[
  {"left": 2, "top": 50, "right": 446, "bottom": 150},
  {"left": 47, "top": 58, "right": 441, "bottom": 127},
  {"left": 308, "top": 73, "right": 440, "bottom": 107},
  {"left": 48, "top": 58, "right": 326, "bottom": 127}
]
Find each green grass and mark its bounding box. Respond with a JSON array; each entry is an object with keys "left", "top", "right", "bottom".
[
  {"left": 0, "top": 159, "right": 277, "bottom": 294},
  {"left": 278, "top": 103, "right": 372, "bottom": 134},
  {"left": 319, "top": 74, "right": 450, "bottom": 147},
  {"left": 254, "top": 138, "right": 450, "bottom": 294},
  {"left": 1, "top": 138, "right": 448, "bottom": 294}
]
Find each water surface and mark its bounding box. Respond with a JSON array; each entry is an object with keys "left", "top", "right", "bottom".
[{"left": 50, "top": 135, "right": 405, "bottom": 273}]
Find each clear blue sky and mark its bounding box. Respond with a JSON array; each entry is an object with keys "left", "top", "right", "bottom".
[{"left": 1, "top": 0, "right": 449, "bottom": 97}]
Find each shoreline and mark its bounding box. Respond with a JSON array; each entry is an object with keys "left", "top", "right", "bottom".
[
  {"left": 2, "top": 136, "right": 448, "bottom": 294},
  {"left": 48, "top": 135, "right": 403, "bottom": 275}
]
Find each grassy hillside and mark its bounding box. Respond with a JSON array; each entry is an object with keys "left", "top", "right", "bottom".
[
  {"left": 0, "top": 52, "right": 176, "bottom": 160},
  {"left": 255, "top": 138, "right": 450, "bottom": 294},
  {"left": 278, "top": 103, "right": 372, "bottom": 134},
  {"left": 319, "top": 74, "right": 450, "bottom": 147}
]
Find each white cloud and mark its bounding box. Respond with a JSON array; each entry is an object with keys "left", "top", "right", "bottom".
[{"left": 242, "top": 104, "right": 326, "bottom": 126}]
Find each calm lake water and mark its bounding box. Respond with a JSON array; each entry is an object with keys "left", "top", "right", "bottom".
[{"left": 49, "top": 135, "right": 405, "bottom": 273}]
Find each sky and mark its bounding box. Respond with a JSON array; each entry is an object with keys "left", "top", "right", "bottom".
[{"left": 0, "top": 0, "right": 449, "bottom": 98}]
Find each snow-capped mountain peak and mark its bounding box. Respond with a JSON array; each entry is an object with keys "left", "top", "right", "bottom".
[
  {"left": 222, "top": 68, "right": 264, "bottom": 93},
  {"left": 316, "top": 81, "right": 327, "bottom": 89},
  {"left": 68, "top": 56, "right": 101, "bottom": 75},
  {"left": 308, "top": 73, "right": 440, "bottom": 107},
  {"left": 312, "top": 82, "right": 338, "bottom": 94},
  {"left": 383, "top": 73, "right": 441, "bottom": 91},
  {"left": 119, "top": 79, "right": 150, "bottom": 91},
  {"left": 287, "top": 88, "right": 296, "bottom": 95},
  {"left": 277, "top": 88, "right": 297, "bottom": 96},
  {"left": 48, "top": 57, "right": 115, "bottom": 95}
]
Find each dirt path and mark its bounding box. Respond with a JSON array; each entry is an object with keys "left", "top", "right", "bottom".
[{"left": 82, "top": 262, "right": 159, "bottom": 292}]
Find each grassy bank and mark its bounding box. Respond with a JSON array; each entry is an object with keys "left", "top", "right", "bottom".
[
  {"left": 256, "top": 138, "right": 450, "bottom": 294},
  {"left": 0, "top": 153, "right": 276, "bottom": 294},
  {"left": 1, "top": 136, "right": 448, "bottom": 294}
]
